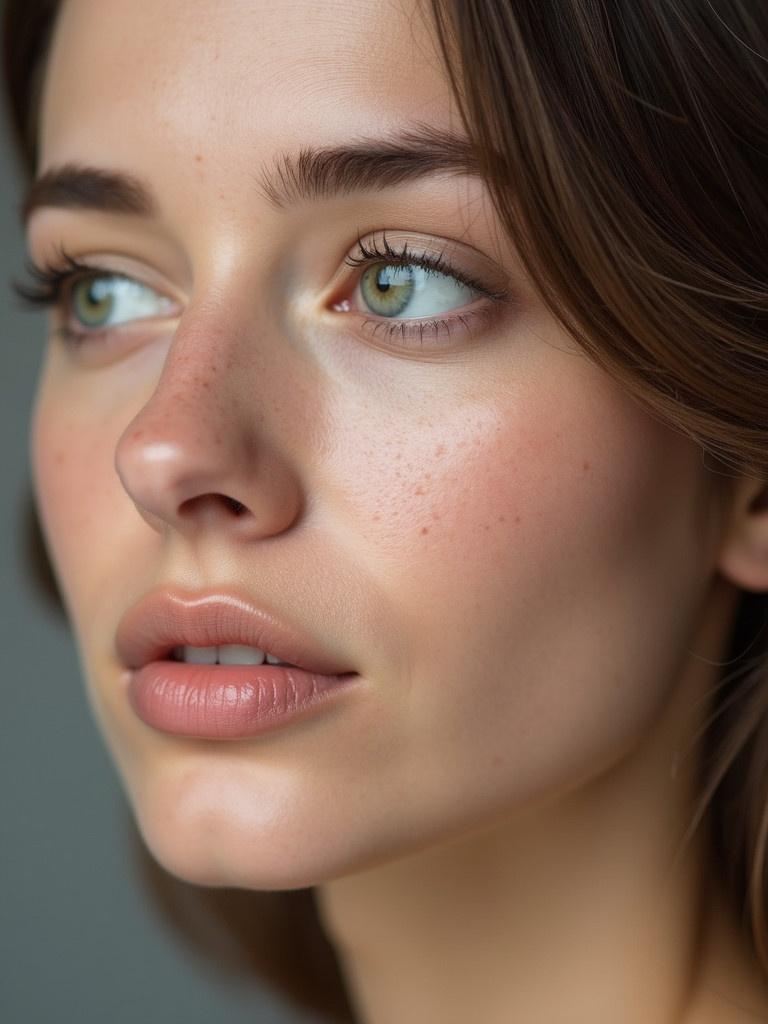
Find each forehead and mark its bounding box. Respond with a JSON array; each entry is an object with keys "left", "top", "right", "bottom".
[{"left": 39, "top": 0, "right": 455, "bottom": 169}]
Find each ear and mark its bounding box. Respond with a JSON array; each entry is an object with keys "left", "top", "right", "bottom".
[{"left": 716, "top": 475, "right": 768, "bottom": 593}]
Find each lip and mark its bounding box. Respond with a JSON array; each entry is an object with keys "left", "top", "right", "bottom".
[
  {"left": 127, "top": 660, "right": 359, "bottom": 740},
  {"left": 115, "top": 585, "right": 354, "bottom": 676}
]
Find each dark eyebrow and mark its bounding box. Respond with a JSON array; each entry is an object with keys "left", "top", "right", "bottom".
[
  {"left": 21, "top": 163, "right": 156, "bottom": 226},
  {"left": 21, "top": 125, "right": 482, "bottom": 226},
  {"left": 258, "top": 125, "right": 481, "bottom": 208}
]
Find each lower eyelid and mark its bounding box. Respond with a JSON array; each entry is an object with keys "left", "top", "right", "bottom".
[
  {"left": 356, "top": 303, "right": 501, "bottom": 349},
  {"left": 54, "top": 312, "right": 180, "bottom": 351}
]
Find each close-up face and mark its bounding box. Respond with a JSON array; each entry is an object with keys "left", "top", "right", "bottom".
[{"left": 27, "top": 0, "right": 733, "bottom": 891}]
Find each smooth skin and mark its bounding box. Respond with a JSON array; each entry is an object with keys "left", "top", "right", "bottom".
[{"left": 26, "top": 1, "right": 768, "bottom": 1021}]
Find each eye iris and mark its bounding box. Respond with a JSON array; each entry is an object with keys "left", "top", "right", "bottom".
[
  {"left": 71, "top": 275, "right": 115, "bottom": 327},
  {"left": 360, "top": 263, "right": 414, "bottom": 317}
]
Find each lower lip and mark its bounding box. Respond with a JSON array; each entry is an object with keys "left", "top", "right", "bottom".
[{"left": 127, "top": 660, "right": 359, "bottom": 740}]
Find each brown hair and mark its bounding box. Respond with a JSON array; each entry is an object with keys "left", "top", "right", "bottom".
[{"left": 4, "top": 0, "right": 768, "bottom": 1015}]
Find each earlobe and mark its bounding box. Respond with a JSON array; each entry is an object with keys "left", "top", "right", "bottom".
[{"left": 716, "top": 476, "right": 768, "bottom": 593}]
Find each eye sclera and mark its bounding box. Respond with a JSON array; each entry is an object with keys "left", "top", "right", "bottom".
[{"left": 67, "top": 273, "right": 177, "bottom": 332}]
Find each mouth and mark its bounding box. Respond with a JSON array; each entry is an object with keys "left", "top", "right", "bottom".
[
  {"left": 115, "top": 586, "right": 355, "bottom": 676},
  {"left": 115, "top": 586, "right": 359, "bottom": 739}
]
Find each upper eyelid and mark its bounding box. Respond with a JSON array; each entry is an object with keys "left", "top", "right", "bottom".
[
  {"left": 345, "top": 248, "right": 484, "bottom": 295},
  {"left": 337, "top": 231, "right": 511, "bottom": 300},
  {"left": 13, "top": 254, "right": 182, "bottom": 312}
]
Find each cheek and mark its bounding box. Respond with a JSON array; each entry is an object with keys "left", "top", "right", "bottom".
[
  {"left": 324, "top": 353, "right": 714, "bottom": 814},
  {"left": 30, "top": 361, "right": 131, "bottom": 626},
  {"left": 330, "top": 360, "right": 693, "bottom": 607}
]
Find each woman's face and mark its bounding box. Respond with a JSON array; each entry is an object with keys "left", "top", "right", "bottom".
[{"left": 29, "top": 0, "right": 729, "bottom": 888}]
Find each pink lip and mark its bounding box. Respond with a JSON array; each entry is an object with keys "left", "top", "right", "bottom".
[
  {"left": 115, "top": 586, "right": 359, "bottom": 740},
  {"left": 126, "top": 660, "right": 359, "bottom": 740},
  {"left": 115, "top": 586, "right": 353, "bottom": 675}
]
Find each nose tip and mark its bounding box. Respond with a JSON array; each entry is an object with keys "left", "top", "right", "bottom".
[{"left": 114, "top": 390, "right": 303, "bottom": 541}]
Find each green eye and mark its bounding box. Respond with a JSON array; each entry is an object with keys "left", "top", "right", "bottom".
[
  {"left": 357, "top": 262, "right": 476, "bottom": 320},
  {"left": 360, "top": 264, "right": 415, "bottom": 317},
  {"left": 71, "top": 276, "right": 116, "bottom": 327},
  {"left": 70, "top": 273, "right": 173, "bottom": 329}
]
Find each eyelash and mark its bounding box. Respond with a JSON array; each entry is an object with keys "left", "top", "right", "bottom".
[
  {"left": 13, "top": 245, "right": 121, "bottom": 346},
  {"left": 13, "top": 237, "right": 507, "bottom": 349}
]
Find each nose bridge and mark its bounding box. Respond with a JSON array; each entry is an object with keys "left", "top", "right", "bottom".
[
  {"left": 114, "top": 305, "right": 303, "bottom": 538},
  {"left": 133, "top": 318, "right": 236, "bottom": 449}
]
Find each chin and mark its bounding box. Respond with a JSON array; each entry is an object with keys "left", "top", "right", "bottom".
[
  {"left": 132, "top": 810, "right": 331, "bottom": 890},
  {"left": 123, "top": 778, "right": 373, "bottom": 891}
]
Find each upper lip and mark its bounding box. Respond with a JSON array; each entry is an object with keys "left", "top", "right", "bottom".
[{"left": 115, "top": 586, "right": 354, "bottom": 675}]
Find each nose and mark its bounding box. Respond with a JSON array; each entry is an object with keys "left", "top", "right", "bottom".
[{"left": 114, "top": 321, "right": 303, "bottom": 542}]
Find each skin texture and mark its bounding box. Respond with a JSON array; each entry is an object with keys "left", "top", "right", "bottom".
[{"left": 26, "top": 0, "right": 768, "bottom": 1020}]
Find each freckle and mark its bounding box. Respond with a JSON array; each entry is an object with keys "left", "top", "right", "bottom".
[
  {"left": 420, "top": 526, "right": 429, "bottom": 535},
  {"left": 194, "top": 153, "right": 203, "bottom": 163},
  {"left": 484, "top": 524, "right": 490, "bottom": 531},
  {"left": 435, "top": 445, "right": 445, "bottom": 457},
  {"left": 414, "top": 485, "right": 424, "bottom": 495},
  {"left": 54, "top": 451, "right": 65, "bottom": 465},
  {"left": 425, "top": 472, "right": 431, "bottom": 480},
  {"left": 514, "top": 515, "right": 521, "bottom": 524},
  {"left": 582, "top": 460, "right": 590, "bottom": 472},
  {"left": 491, "top": 754, "right": 504, "bottom": 768},
  {"left": 498, "top": 515, "right": 506, "bottom": 523},
  {"left": 373, "top": 513, "right": 380, "bottom": 521},
  {"left": 431, "top": 511, "right": 441, "bottom": 521}
]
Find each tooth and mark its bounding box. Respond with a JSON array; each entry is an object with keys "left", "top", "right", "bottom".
[
  {"left": 266, "top": 653, "right": 281, "bottom": 664},
  {"left": 183, "top": 645, "right": 217, "bottom": 664},
  {"left": 218, "top": 644, "right": 266, "bottom": 666}
]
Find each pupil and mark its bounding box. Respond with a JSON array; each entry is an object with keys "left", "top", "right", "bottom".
[
  {"left": 376, "top": 269, "right": 391, "bottom": 294},
  {"left": 74, "top": 276, "right": 114, "bottom": 326}
]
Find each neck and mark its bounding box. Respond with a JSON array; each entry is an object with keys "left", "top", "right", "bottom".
[{"left": 315, "top": 580, "right": 767, "bottom": 1024}]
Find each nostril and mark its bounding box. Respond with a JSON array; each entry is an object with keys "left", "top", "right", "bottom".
[
  {"left": 226, "top": 497, "right": 247, "bottom": 515},
  {"left": 179, "top": 494, "right": 248, "bottom": 518}
]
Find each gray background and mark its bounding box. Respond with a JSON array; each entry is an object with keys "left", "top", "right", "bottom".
[{"left": 0, "top": 28, "right": 327, "bottom": 1024}]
